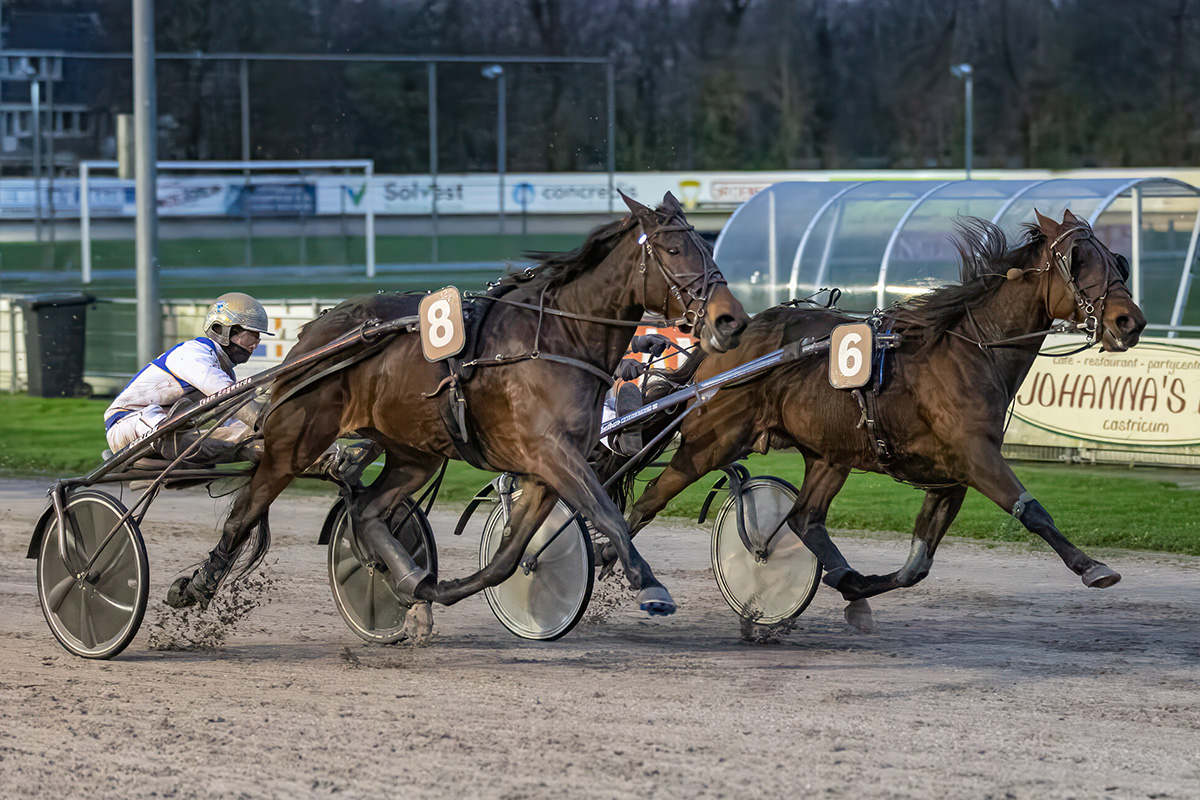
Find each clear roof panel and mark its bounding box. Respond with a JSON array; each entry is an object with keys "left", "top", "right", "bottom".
[
  {"left": 713, "top": 182, "right": 853, "bottom": 312},
  {"left": 714, "top": 178, "right": 1200, "bottom": 326}
]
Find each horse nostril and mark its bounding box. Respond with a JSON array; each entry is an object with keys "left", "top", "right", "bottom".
[
  {"left": 1117, "top": 314, "right": 1143, "bottom": 335},
  {"left": 717, "top": 314, "right": 747, "bottom": 339}
]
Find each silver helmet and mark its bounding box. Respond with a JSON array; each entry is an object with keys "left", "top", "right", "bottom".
[{"left": 203, "top": 292, "right": 272, "bottom": 346}]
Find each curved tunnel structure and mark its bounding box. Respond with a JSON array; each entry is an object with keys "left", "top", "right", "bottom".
[{"left": 713, "top": 178, "right": 1200, "bottom": 333}]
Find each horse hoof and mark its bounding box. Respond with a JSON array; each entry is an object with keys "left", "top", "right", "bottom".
[
  {"left": 844, "top": 599, "right": 875, "bottom": 633},
  {"left": 1082, "top": 564, "right": 1121, "bottom": 588},
  {"left": 402, "top": 602, "right": 434, "bottom": 645},
  {"left": 638, "top": 587, "right": 676, "bottom": 616},
  {"left": 165, "top": 576, "right": 197, "bottom": 609}
]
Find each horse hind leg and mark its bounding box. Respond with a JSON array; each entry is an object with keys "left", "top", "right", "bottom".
[
  {"left": 165, "top": 447, "right": 303, "bottom": 609},
  {"left": 776, "top": 461, "right": 882, "bottom": 631},
  {"left": 166, "top": 401, "right": 341, "bottom": 609},
  {"left": 344, "top": 453, "right": 444, "bottom": 640},
  {"left": 832, "top": 484, "right": 968, "bottom": 631}
]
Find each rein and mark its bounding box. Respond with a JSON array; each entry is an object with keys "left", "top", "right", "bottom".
[
  {"left": 454, "top": 214, "right": 725, "bottom": 387},
  {"left": 943, "top": 224, "right": 1117, "bottom": 357}
]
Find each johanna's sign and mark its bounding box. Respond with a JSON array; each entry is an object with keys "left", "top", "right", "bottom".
[{"left": 1011, "top": 336, "right": 1200, "bottom": 446}]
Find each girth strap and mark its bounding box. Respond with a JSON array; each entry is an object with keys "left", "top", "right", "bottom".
[{"left": 852, "top": 387, "right": 894, "bottom": 468}]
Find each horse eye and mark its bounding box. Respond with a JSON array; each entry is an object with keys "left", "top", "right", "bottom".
[{"left": 666, "top": 248, "right": 680, "bottom": 256}]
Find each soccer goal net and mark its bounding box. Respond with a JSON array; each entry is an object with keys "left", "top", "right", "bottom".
[{"left": 78, "top": 159, "right": 376, "bottom": 283}]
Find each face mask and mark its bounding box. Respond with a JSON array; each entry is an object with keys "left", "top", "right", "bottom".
[{"left": 225, "top": 341, "right": 254, "bottom": 365}]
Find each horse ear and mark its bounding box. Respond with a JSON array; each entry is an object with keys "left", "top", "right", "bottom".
[
  {"left": 619, "top": 190, "right": 647, "bottom": 215},
  {"left": 660, "top": 191, "right": 683, "bottom": 214},
  {"left": 1062, "top": 208, "right": 1081, "bottom": 224},
  {"left": 1034, "top": 208, "right": 1059, "bottom": 235},
  {"left": 620, "top": 190, "right": 658, "bottom": 230}
]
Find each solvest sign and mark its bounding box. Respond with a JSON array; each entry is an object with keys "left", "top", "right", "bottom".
[{"left": 1011, "top": 335, "right": 1200, "bottom": 446}]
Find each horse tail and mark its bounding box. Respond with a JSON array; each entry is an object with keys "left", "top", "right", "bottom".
[{"left": 229, "top": 515, "right": 271, "bottom": 581}]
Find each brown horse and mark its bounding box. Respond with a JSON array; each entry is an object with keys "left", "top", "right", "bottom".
[
  {"left": 616, "top": 210, "right": 1146, "bottom": 631},
  {"left": 166, "top": 192, "right": 749, "bottom": 627}
]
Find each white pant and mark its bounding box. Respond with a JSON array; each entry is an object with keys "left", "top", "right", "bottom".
[{"left": 106, "top": 406, "right": 251, "bottom": 454}]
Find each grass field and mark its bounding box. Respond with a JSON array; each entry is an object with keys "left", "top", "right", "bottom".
[
  {"left": 3, "top": 394, "right": 1197, "bottom": 556},
  {"left": 0, "top": 232, "right": 581, "bottom": 299}
]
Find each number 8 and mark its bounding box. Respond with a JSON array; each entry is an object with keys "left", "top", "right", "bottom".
[{"left": 427, "top": 299, "right": 455, "bottom": 348}]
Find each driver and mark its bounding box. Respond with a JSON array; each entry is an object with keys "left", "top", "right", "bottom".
[{"left": 103, "top": 292, "right": 272, "bottom": 463}]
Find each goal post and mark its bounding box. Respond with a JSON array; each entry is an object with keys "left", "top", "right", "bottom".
[{"left": 78, "top": 159, "right": 376, "bottom": 282}]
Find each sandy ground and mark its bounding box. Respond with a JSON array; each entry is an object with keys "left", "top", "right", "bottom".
[{"left": 1, "top": 476, "right": 1199, "bottom": 799}]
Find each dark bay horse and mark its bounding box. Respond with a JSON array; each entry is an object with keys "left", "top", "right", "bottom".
[
  {"left": 167, "top": 192, "right": 749, "bottom": 627},
  {"left": 618, "top": 210, "right": 1145, "bottom": 631}
]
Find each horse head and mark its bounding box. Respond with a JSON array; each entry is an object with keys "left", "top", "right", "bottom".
[
  {"left": 620, "top": 191, "right": 748, "bottom": 353},
  {"left": 1034, "top": 208, "right": 1146, "bottom": 352}
]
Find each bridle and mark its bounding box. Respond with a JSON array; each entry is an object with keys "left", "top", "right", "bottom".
[
  {"left": 948, "top": 222, "right": 1128, "bottom": 355},
  {"left": 453, "top": 212, "right": 727, "bottom": 386},
  {"left": 1041, "top": 224, "right": 1114, "bottom": 345},
  {"left": 637, "top": 216, "right": 727, "bottom": 334}
]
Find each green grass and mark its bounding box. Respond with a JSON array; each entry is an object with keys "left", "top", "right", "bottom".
[
  {"left": 1, "top": 233, "right": 581, "bottom": 274},
  {"left": 3, "top": 394, "right": 1198, "bottom": 555}
]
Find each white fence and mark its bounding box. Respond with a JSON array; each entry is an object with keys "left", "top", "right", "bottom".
[{"left": 0, "top": 296, "right": 340, "bottom": 396}]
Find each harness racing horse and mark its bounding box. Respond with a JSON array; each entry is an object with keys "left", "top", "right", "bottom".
[
  {"left": 166, "top": 192, "right": 749, "bottom": 629},
  {"left": 616, "top": 210, "right": 1146, "bottom": 632}
]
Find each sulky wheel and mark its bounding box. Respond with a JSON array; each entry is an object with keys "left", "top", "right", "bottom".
[
  {"left": 710, "top": 476, "right": 821, "bottom": 625},
  {"left": 479, "top": 487, "right": 594, "bottom": 641},
  {"left": 327, "top": 498, "right": 437, "bottom": 644},
  {"left": 36, "top": 490, "right": 150, "bottom": 659}
]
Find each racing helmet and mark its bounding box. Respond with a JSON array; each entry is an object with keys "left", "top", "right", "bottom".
[{"left": 203, "top": 292, "right": 272, "bottom": 347}]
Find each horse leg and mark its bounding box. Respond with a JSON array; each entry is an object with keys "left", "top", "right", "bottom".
[
  {"left": 165, "top": 424, "right": 336, "bottom": 608},
  {"left": 772, "top": 460, "right": 889, "bottom": 631},
  {"left": 830, "top": 484, "right": 968, "bottom": 630},
  {"left": 970, "top": 455, "right": 1120, "bottom": 588},
  {"left": 345, "top": 452, "right": 444, "bottom": 641},
  {"left": 415, "top": 478, "right": 559, "bottom": 607},
  {"left": 542, "top": 448, "right": 678, "bottom": 615}
]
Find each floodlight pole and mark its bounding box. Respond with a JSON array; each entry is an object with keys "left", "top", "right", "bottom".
[
  {"left": 482, "top": 65, "right": 506, "bottom": 229},
  {"left": 951, "top": 63, "right": 973, "bottom": 180},
  {"left": 29, "top": 74, "right": 42, "bottom": 243},
  {"left": 133, "top": 0, "right": 161, "bottom": 362},
  {"left": 428, "top": 62, "right": 439, "bottom": 263}
]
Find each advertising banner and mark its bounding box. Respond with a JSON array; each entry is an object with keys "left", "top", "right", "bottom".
[
  {"left": 1006, "top": 334, "right": 1200, "bottom": 458},
  {"left": 4, "top": 167, "right": 1200, "bottom": 220}
]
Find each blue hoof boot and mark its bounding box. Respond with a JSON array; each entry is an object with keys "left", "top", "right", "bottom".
[{"left": 637, "top": 587, "right": 676, "bottom": 617}]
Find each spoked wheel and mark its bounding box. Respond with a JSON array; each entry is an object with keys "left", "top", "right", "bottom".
[
  {"left": 327, "top": 498, "right": 437, "bottom": 644},
  {"left": 711, "top": 476, "right": 821, "bottom": 625},
  {"left": 35, "top": 489, "right": 150, "bottom": 659},
  {"left": 480, "top": 486, "right": 594, "bottom": 641}
]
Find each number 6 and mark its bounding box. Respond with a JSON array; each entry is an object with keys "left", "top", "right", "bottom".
[{"left": 838, "top": 332, "right": 862, "bottom": 377}]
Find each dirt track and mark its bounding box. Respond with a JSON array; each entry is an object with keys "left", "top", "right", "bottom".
[{"left": 2, "top": 477, "right": 1199, "bottom": 799}]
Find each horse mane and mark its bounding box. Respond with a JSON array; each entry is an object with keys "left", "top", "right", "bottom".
[
  {"left": 510, "top": 214, "right": 639, "bottom": 290},
  {"left": 892, "top": 216, "right": 1046, "bottom": 348}
]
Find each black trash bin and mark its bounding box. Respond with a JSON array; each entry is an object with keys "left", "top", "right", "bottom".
[{"left": 18, "top": 293, "right": 95, "bottom": 398}]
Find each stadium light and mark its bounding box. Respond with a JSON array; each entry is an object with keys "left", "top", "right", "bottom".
[
  {"left": 482, "top": 64, "right": 506, "bottom": 226},
  {"left": 950, "top": 63, "right": 973, "bottom": 180}
]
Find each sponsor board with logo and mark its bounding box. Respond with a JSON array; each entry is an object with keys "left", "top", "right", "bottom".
[
  {"left": 5, "top": 167, "right": 1200, "bottom": 220},
  {"left": 1005, "top": 334, "right": 1200, "bottom": 460}
]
